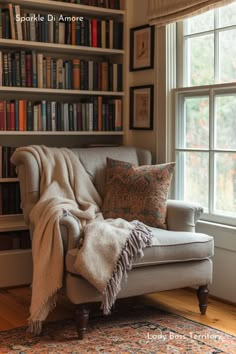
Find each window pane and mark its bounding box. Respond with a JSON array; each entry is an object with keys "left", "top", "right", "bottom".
[
  {"left": 184, "top": 10, "right": 214, "bottom": 35},
  {"left": 186, "top": 34, "right": 214, "bottom": 86},
  {"left": 219, "top": 29, "right": 236, "bottom": 83},
  {"left": 178, "top": 151, "right": 209, "bottom": 209},
  {"left": 215, "top": 95, "right": 236, "bottom": 149},
  {"left": 184, "top": 97, "right": 209, "bottom": 148},
  {"left": 215, "top": 153, "right": 236, "bottom": 215},
  {"left": 219, "top": 2, "right": 236, "bottom": 27}
]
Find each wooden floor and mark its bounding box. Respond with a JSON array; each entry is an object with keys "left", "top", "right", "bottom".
[{"left": 0, "top": 286, "right": 236, "bottom": 336}]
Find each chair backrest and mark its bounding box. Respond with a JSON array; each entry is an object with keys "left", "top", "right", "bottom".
[{"left": 11, "top": 146, "right": 152, "bottom": 225}]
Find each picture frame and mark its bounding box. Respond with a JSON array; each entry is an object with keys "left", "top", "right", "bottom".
[
  {"left": 130, "top": 85, "right": 154, "bottom": 130},
  {"left": 130, "top": 24, "right": 155, "bottom": 71}
]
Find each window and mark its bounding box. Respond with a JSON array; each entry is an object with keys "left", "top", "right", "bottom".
[{"left": 175, "top": 3, "right": 236, "bottom": 226}]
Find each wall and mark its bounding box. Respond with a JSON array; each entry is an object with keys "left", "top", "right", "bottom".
[
  {"left": 196, "top": 222, "right": 236, "bottom": 303},
  {"left": 125, "top": 0, "right": 159, "bottom": 162}
]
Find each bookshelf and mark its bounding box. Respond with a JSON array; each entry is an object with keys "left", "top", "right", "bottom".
[{"left": 0, "top": 0, "right": 126, "bottom": 286}]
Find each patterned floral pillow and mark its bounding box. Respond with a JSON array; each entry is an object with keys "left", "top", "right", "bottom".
[{"left": 102, "top": 158, "right": 175, "bottom": 229}]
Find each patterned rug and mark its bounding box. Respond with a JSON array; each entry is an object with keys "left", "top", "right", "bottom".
[{"left": 0, "top": 306, "right": 236, "bottom": 353}]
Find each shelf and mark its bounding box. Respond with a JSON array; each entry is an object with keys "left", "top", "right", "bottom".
[
  {"left": 0, "top": 215, "right": 28, "bottom": 232},
  {"left": 0, "top": 178, "right": 19, "bottom": 183},
  {"left": 1, "top": 0, "right": 125, "bottom": 17},
  {"left": 0, "top": 131, "right": 124, "bottom": 136},
  {"left": 0, "top": 39, "right": 124, "bottom": 56},
  {"left": 0, "top": 86, "right": 124, "bottom": 96},
  {"left": 0, "top": 248, "right": 32, "bottom": 287}
]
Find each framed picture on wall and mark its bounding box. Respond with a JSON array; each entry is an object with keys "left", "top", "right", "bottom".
[
  {"left": 130, "top": 24, "right": 155, "bottom": 71},
  {"left": 130, "top": 85, "right": 154, "bottom": 130}
]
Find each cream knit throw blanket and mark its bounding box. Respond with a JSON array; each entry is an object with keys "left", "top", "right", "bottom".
[{"left": 13, "top": 146, "right": 153, "bottom": 335}]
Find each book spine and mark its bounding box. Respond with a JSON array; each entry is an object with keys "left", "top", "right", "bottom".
[
  {"left": 43, "top": 58, "right": 47, "bottom": 88},
  {"left": 29, "top": 13, "right": 36, "bottom": 40},
  {"left": 109, "top": 19, "right": 113, "bottom": 48},
  {"left": 88, "top": 102, "right": 93, "bottom": 131},
  {"left": 51, "top": 101, "right": 56, "bottom": 131},
  {"left": 37, "top": 53, "right": 43, "bottom": 88},
  {"left": 72, "top": 59, "right": 80, "bottom": 90},
  {"left": 101, "top": 61, "right": 108, "bottom": 91},
  {"left": 0, "top": 9, "right": 2, "bottom": 39},
  {"left": 8, "top": 4, "right": 16, "bottom": 40},
  {"left": 3, "top": 53, "right": 9, "bottom": 86},
  {"left": 98, "top": 96, "right": 102, "bottom": 131},
  {"left": 27, "top": 101, "right": 33, "bottom": 131},
  {"left": 8, "top": 53, "right": 12, "bottom": 86},
  {"left": 46, "top": 101, "right": 52, "bottom": 131},
  {"left": 0, "top": 51, "right": 2, "bottom": 86},
  {"left": 15, "top": 99, "right": 19, "bottom": 131},
  {"left": 63, "top": 103, "right": 69, "bottom": 131},
  {"left": 88, "top": 60, "right": 93, "bottom": 91},
  {"left": 76, "top": 102, "right": 82, "bottom": 130},
  {"left": 41, "top": 100, "right": 47, "bottom": 131},
  {"left": 46, "top": 57, "right": 51, "bottom": 88},
  {"left": 10, "top": 101, "right": 15, "bottom": 131},
  {"left": 0, "top": 101, "right": 4, "bottom": 130},
  {"left": 26, "top": 53, "right": 32, "bottom": 87},
  {"left": 6, "top": 101, "right": 11, "bottom": 131},
  {"left": 33, "top": 104, "right": 38, "bottom": 131},
  {"left": 73, "top": 103, "right": 77, "bottom": 131},
  {"left": 69, "top": 103, "right": 74, "bottom": 131},
  {"left": 56, "top": 58, "right": 63, "bottom": 89},
  {"left": 114, "top": 98, "right": 122, "bottom": 131},
  {"left": 92, "top": 19, "right": 97, "bottom": 47},
  {"left": 58, "top": 21, "right": 65, "bottom": 44},
  {"left": 15, "top": 5, "right": 23, "bottom": 40},
  {"left": 31, "top": 51, "right": 37, "bottom": 87},
  {"left": 15, "top": 53, "right": 21, "bottom": 87}
]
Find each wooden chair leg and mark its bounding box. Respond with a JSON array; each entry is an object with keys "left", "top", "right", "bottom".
[
  {"left": 75, "top": 304, "right": 90, "bottom": 340},
  {"left": 197, "top": 285, "right": 209, "bottom": 315}
]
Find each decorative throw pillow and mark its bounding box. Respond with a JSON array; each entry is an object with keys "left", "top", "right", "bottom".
[{"left": 101, "top": 158, "right": 175, "bottom": 229}]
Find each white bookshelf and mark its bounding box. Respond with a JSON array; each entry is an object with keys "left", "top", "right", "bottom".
[
  {"left": 0, "top": 130, "right": 124, "bottom": 135},
  {"left": 1, "top": 0, "right": 125, "bottom": 17},
  {"left": 0, "top": 215, "right": 27, "bottom": 232},
  {"left": 0, "top": 178, "right": 19, "bottom": 182},
  {"left": 0, "top": 86, "right": 124, "bottom": 96},
  {"left": 0, "top": 0, "right": 126, "bottom": 286},
  {"left": 0, "top": 39, "right": 125, "bottom": 56}
]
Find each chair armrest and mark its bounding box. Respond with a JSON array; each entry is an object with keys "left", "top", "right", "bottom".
[
  {"left": 11, "top": 150, "right": 40, "bottom": 225},
  {"left": 60, "top": 215, "right": 81, "bottom": 251},
  {"left": 167, "top": 199, "right": 204, "bottom": 232}
]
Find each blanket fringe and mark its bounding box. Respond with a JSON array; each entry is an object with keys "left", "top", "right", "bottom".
[
  {"left": 101, "top": 222, "right": 153, "bottom": 315},
  {"left": 28, "top": 291, "right": 58, "bottom": 335}
]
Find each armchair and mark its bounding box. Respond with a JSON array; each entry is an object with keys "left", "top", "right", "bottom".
[{"left": 12, "top": 146, "right": 214, "bottom": 339}]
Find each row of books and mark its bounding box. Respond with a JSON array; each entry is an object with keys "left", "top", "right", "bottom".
[
  {"left": 0, "top": 146, "right": 16, "bottom": 178},
  {"left": 0, "top": 182, "right": 21, "bottom": 215},
  {"left": 0, "top": 230, "right": 31, "bottom": 251},
  {"left": 53, "top": 0, "right": 122, "bottom": 9},
  {"left": 0, "top": 6, "right": 123, "bottom": 49},
  {"left": 0, "top": 98, "right": 122, "bottom": 132},
  {"left": 0, "top": 51, "right": 123, "bottom": 91}
]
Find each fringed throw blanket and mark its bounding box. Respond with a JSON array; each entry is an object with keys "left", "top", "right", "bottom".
[{"left": 12, "top": 146, "right": 153, "bottom": 335}]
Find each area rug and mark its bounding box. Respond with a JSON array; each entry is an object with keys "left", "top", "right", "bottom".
[{"left": 0, "top": 306, "right": 235, "bottom": 353}]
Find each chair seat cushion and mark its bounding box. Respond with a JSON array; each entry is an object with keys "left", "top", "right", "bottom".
[{"left": 66, "top": 228, "right": 214, "bottom": 275}]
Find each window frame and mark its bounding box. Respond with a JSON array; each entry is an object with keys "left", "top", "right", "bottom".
[
  {"left": 174, "top": 84, "right": 236, "bottom": 227},
  {"left": 175, "top": 6, "right": 236, "bottom": 227}
]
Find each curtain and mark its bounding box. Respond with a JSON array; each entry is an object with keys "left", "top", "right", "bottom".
[{"left": 147, "top": 0, "right": 235, "bottom": 26}]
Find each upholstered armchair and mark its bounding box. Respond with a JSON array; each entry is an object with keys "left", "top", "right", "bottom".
[{"left": 12, "top": 146, "right": 214, "bottom": 339}]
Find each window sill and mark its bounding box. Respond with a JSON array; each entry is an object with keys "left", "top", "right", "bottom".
[{"left": 196, "top": 220, "right": 236, "bottom": 252}]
